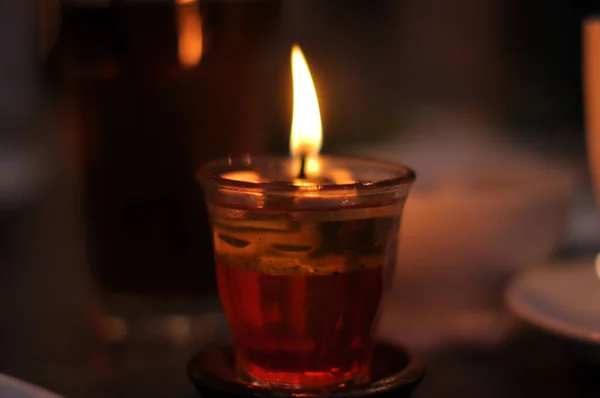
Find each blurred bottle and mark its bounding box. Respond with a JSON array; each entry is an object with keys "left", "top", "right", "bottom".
[{"left": 41, "top": 0, "right": 287, "bottom": 303}]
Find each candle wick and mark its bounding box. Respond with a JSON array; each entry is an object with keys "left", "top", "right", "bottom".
[{"left": 297, "top": 153, "right": 307, "bottom": 179}]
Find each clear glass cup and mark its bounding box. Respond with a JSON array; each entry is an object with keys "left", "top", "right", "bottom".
[{"left": 198, "top": 155, "right": 415, "bottom": 389}]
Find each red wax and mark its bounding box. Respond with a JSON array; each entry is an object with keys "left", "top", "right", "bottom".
[{"left": 216, "top": 262, "right": 383, "bottom": 387}]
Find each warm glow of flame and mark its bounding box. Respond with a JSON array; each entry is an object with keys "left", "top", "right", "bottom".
[
  {"left": 290, "top": 45, "right": 322, "bottom": 160},
  {"left": 176, "top": 0, "right": 203, "bottom": 68}
]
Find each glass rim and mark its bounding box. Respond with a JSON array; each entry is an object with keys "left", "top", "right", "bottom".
[{"left": 197, "top": 154, "right": 416, "bottom": 193}]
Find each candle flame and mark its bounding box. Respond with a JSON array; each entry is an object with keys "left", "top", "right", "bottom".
[{"left": 290, "top": 45, "right": 322, "bottom": 164}]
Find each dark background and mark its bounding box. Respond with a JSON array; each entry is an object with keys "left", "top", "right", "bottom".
[{"left": 1, "top": 1, "right": 600, "bottom": 397}]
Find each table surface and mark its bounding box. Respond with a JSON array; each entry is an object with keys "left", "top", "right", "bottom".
[{"left": 1, "top": 309, "right": 600, "bottom": 398}]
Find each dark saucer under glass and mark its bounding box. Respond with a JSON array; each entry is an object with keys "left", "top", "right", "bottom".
[{"left": 188, "top": 343, "right": 424, "bottom": 397}]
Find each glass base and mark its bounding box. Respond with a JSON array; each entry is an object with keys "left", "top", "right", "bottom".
[
  {"left": 189, "top": 343, "right": 424, "bottom": 398},
  {"left": 236, "top": 357, "right": 371, "bottom": 389}
]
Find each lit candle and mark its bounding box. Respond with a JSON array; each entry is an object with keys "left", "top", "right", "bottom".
[
  {"left": 218, "top": 44, "right": 357, "bottom": 205},
  {"left": 197, "top": 42, "right": 416, "bottom": 389}
]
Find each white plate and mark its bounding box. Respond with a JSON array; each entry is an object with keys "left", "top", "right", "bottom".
[
  {"left": 0, "top": 373, "right": 63, "bottom": 398},
  {"left": 506, "top": 258, "right": 600, "bottom": 344}
]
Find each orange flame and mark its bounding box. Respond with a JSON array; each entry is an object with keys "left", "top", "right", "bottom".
[{"left": 290, "top": 45, "right": 322, "bottom": 164}]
